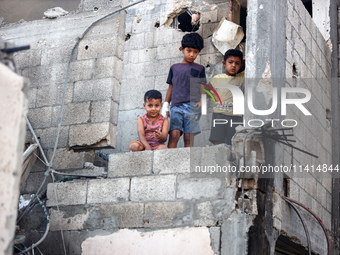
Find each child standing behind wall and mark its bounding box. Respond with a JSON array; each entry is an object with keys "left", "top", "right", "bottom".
[
  {"left": 209, "top": 49, "right": 244, "bottom": 145},
  {"left": 162, "top": 33, "right": 206, "bottom": 148}
]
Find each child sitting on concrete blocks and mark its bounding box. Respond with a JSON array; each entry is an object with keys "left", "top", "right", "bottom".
[{"left": 129, "top": 90, "right": 169, "bottom": 151}]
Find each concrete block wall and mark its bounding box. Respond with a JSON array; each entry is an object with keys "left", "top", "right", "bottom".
[
  {"left": 282, "top": 0, "right": 332, "bottom": 253},
  {"left": 116, "top": 0, "right": 231, "bottom": 151},
  {"left": 0, "top": 0, "right": 126, "bottom": 169},
  {"left": 42, "top": 145, "right": 246, "bottom": 254}
]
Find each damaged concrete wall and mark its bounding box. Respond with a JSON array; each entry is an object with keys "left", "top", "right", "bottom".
[
  {"left": 284, "top": 2, "right": 332, "bottom": 252},
  {"left": 116, "top": 0, "right": 232, "bottom": 151},
  {"left": 0, "top": 49, "right": 27, "bottom": 253},
  {"left": 245, "top": 0, "right": 333, "bottom": 253},
  {"left": 19, "top": 145, "right": 257, "bottom": 254},
  {"left": 244, "top": 0, "right": 333, "bottom": 253},
  {"left": 0, "top": 0, "right": 126, "bottom": 170}
]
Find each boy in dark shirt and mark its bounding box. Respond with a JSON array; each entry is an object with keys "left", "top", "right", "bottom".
[{"left": 163, "top": 33, "right": 206, "bottom": 148}]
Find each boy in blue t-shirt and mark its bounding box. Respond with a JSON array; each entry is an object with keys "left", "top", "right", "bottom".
[{"left": 163, "top": 33, "right": 206, "bottom": 148}]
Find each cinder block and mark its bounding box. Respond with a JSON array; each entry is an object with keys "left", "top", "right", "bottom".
[
  {"left": 94, "top": 57, "right": 115, "bottom": 79},
  {"left": 54, "top": 102, "right": 91, "bottom": 126},
  {"left": 15, "top": 49, "right": 41, "bottom": 68},
  {"left": 67, "top": 60, "right": 95, "bottom": 83},
  {"left": 46, "top": 181, "right": 87, "bottom": 206},
  {"left": 108, "top": 151, "right": 153, "bottom": 177},
  {"left": 144, "top": 31, "right": 155, "bottom": 48},
  {"left": 144, "top": 202, "right": 191, "bottom": 228},
  {"left": 127, "top": 33, "right": 145, "bottom": 50},
  {"left": 156, "top": 43, "right": 181, "bottom": 60},
  {"left": 41, "top": 44, "right": 76, "bottom": 66},
  {"left": 202, "top": 22, "right": 218, "bottom": 39},
  {"left": 177, "top": 175, "right": 223, "bottom": 200},
  {"left": 194, "top": 201, "right": 216, "bottom": 226},
  {"left": 300, "top": 23, "right": 311, "bottom": 50},
  {"left": 201, "top": 38, "right": 216, "bottom": 55},
  {"left": 144, "top": 59, "right": 170, "bottom": 76},
  {"left": 154, "top": 75, "right": 168, "bottom": 91},
  {"left": 87, "top": 178, "right": 130, "bottom": 204},
  {"left": 91, "top": 100, "right": 111, "bottom": 123},
  {"left": 36, "top": 82, "right": 73, "bottom": 108},
  {"left": 21, "top": 171, "right": 50, "bottom": 194},
  {"left": 130, "top": 175, "right": 176, "bottom": 201},
  {"left": 154, "top": 29, "right": 173, "bottom": 46},
  {"left": 78, "top": 36, "right": 118, "bottom": 60},
  {"left": 294, "top": 38, "right": 306, "bottom": 63},
  {"left": 69, "top": 123, "right": 115, "bottom": 148},
  {"left": 49, "top": 206, "right": 91, "bottom": 231},
  {"left": 200, "top": 144, "right": 232, "bottom": 178},
  {"left": 123, "top": 62, "right": 145, "bottom": 79},
  {"left": 27, "top": 87, "right": 37, "bottom": 108},
  {"left": 26, "top": 126, "right": 69, "bottom": 149},
  {"left": 47, "top": 148, "right": 95, "bottom": 170},
  {"left": 200, "top": 11, "right": 218, "bottom": 23},
  {"left": 73, "top": 78, "right": 114, "bottom": 102},
  {"left": 139, "top": 48, "right": 157, "bottom": 62},
  {"left": 98, "top": 203, "right": 144, "bottom": 228},
  {"left": 27, "top": 106, "right": 52, "bottom": 129},
  {"left": 153, "top": 147, "right": 190, "bottom": 174},
  {"left": 131, "top": 19, "right": 154, "bottom": 34}
]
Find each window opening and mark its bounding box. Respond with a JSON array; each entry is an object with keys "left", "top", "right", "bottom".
[{"left": 171, "top": 9, "right": 200, "bottom": 32}]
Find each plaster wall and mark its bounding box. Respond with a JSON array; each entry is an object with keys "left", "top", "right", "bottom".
[{"left": 0, "top": 60, "right": 27, "bottom": 254}]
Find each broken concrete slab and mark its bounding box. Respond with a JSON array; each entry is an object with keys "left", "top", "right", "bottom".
[
  {"left": 81, "top": 227, "right": 214, "bottom": 255},
  {"left": 43, "top": 7, "right": 69, "bottom": 19}
]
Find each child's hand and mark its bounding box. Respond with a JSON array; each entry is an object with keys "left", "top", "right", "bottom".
[
  {"left": 194, "top": 101, "right": 201, "bottom": 109},
  {"left": 154, "top": 128, "right": 162, "bottom": 140}
]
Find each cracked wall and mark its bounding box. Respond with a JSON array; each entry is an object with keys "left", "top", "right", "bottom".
[{"left": 116, "top": 0, "right": 232, "bottom": 151}]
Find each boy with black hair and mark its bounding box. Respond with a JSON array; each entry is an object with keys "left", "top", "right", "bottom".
[
  {"left": 129, "top": 90, "right": 169, "bottom": 151},
  {"left": 163, "top": 33, "right": 206, "bottom": 148},
  {"left": 209, "top": 49, "right": 245, "bottom": 145}
]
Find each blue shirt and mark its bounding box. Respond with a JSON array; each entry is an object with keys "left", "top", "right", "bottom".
[{"left": 166, "top": 63, "right": 206, "bottom": 108}]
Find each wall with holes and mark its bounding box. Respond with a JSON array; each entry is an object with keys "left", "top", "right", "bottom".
[
  {"left": 0, "top": 0, "right": 126, "bottom": 170},
  {"left": 116, "top": 0, "right": 237, "bottom": 151},
  {"left": 281, "top": 0, "right": 332, "bottom": 253}
]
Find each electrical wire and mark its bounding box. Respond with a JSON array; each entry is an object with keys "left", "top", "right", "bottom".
[
  {"left": 19, "top": 1, "right": 147, "bottom": 253},
  {"left": 49, "top": 0, "right": 146, "bottom": 167},
  {"left": 26, "top": 117, "right": 49, "bottom": 166},
  {"left": 282, "top": 195, "right": 331, "bottom": 255},
  {"left": 19, "top": 196, "right": 49, "bottom": 255},
  {"left": 282, "top": 196, "right": 312, "bottom": 255},
  {"left": 50, "top": 172, "right": 67, "bottom": 255}
]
